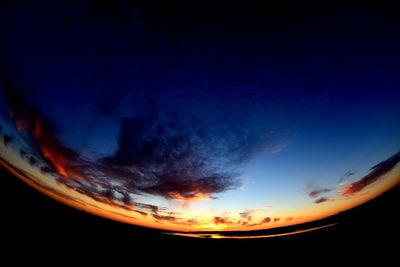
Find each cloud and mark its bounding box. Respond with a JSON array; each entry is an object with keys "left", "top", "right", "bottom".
[
  {"left": 270, "top": 140, "right": 290, "bottom": 154},
  {"left": 1, "top": 67, "right": 280, "bottom": 207},
  {"left": 260, "top": 217, "right": 271, "bottom": 224},
  {"left": 340, "top": 152, "right": 400, "bottom": 196},
  {"left": 2, "top": 73, "right": 88, "bottom": 180},
  {"left": 273, "top": 217, "right": 281, "bottom": 223},
  {"left": 19, "top": 149, "right": 40, "bottom": 167},
  {"left": 213, "top": 217, "right": 235, "bottom": 225},
  {"left": 242, "top": 216, "right": 272, "bottom": 227},
  {"left": 2, "top": 75, "right": 212, "bottom": 204},
  {"left": 344, "top": 171, "right": 355, "bottom": 177},
  {"left": 152, "top": 214, "right": 199, "bottom": 226},
  {"left": 2, "top": 134, "right": 13, "bottom": 147},
  {"left": 239, "top": 210, "right": 253, "bottom": 221},
  {"left": 29, "top": 115, "right": 86, "bottom": 179},
  {"left": 98, "top": 109, "right": 262, "bottom": 201},
  {"left": 285, "top": 217, "right": 294, "bottom": 222},
  {"left": 314, "top": 197, "right": 334, "bottom": 204},
  {"left": 308, "top": 187, "right": 333, "bottom": 198},
  {"left": 153, "top": 214, "right": 177, "bottom": 223},
  {"left": 339, "top": 171, "right": 355, "bottom": 186},
  {"left": 239, "top": 204, "right": 272, "bottom": 226},
  {"left": 213, "top": 217, "right": 227, "bottom": 225}
]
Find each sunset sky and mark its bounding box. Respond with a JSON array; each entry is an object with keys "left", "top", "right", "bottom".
[{"left": 1, "top": 1, "right": 399, "bottom": 232}]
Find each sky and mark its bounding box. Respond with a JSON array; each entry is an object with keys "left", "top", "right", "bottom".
[{"left": 0, "top": 1, "right": 399, "bottom": 232}]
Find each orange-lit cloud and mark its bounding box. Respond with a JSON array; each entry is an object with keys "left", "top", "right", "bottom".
[
  {"left": 31, "top": 116, "right": 74, "bottom": 178},
  {"left": 168, "top": 192, "right": 214, "bottom": 202},
  {"left": 340, "top": 152, "right": 400, "bottom": 196},
  {"left": 4, "top": 77, "right": 85, "bottom": 180},
  {"left": 152, "top": 214, "right": 199, "bottom": 226},
  {"left": 214, "top": 216, "right": 236, "bottom": 225}
]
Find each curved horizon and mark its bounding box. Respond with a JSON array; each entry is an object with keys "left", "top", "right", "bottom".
[{"left": 1, "top": 1, "right": 399, "bottom": 235}]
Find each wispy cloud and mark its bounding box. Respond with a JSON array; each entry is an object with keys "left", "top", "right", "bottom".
[
  {"left": 308, "top": 187, "right": 333, "bottom": 198},
  {"left": 339, "top": 171, "right": 355, "bottom": 186},
  {"left": 270, "top": 140, "right": 290, "bottom": 154},
  {"left": 260, "top": 217, "right": 271, "bottom": 224},
  {"left": 239, "top": 210, "right": 253, "bottom": 221},
  {"left": 213, "top": 216, "right": 235, "bottom": 225},
  {"left": 340, "top": 152, "right": 400, "bottom": 196},
  {"left": 239, "top": 204, "right": 272, "bottom": 221},
  {"left": 344, "top": 171, "right": 355, "bottom": 177},
  {"left": 273, "top": 217, "right": 281, "bottom": 223},
  {"left": 314, "top": 197, "right": 334, "bottom": 204}
]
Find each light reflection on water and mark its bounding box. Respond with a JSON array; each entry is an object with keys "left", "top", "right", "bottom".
[{"left": 165, "top": 223, "right": 338, "bottom": 239}]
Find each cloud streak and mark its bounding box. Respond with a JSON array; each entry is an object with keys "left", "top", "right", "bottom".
[
  {"left": 340, "top": 152, "right": 400, "bottom": 196},
  {"left": 314, "top": 197, "right": 334, "bottom": 204},
  {"left": 308, "top": 187, "right": 332, "bottom": 198}
]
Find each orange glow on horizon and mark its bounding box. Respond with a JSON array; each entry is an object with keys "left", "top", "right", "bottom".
[{"left": 1, "top": 153, "right": 399, "bottom": 234}]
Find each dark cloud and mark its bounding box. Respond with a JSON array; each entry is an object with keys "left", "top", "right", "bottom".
[
  {"left": 98, "top": 108, "right": 267, "bottom": 201},
  {"left": 314, "top": 197, "right": 332, "bottom": 204},
  {"left": 39, "top": 166, "right": 53, "bottom": 174},
  {"left": 308, "top": 186, "right": 335, "bottom": 203},
  {"left": 242, "top": 216, "right": 272, "bottom": 227},
  {"left": 308, "top": 187, "right": 333, "bottom": 198},
  {"left": 273, "top": 217, "right": 281, "bottom": 223},
  {"left": 214, "top": 217, "right": 235, "bottom": 225},
  {"left": 344, "top": 171, "right": 355, "bottom": 177},
  {"left": 239, "top": 210, "right": 253, "bottom": 221},
  {"left": 2, "top": 134, "right": 13, "bottom": 147},
  {"left": 19, "top": 149, "right": 44, "bottom": 169},
  {"left": 341, "top": 152, "right": 400, "bottom": 196},
  {"left": 132, "top": 209, "right": 147, "bottom": 216},
  {"left": 133, "top": 202, "right": 160, "bottom": 215},
  {"left": 213, "top": 217, "right": 227, "bottom": 225},
  {"left": 28, "top": 155, "right": 38, "bottom": 166},
  {"left": 261, "top": 217, "right": 271, "bottom": 224},
  {"left": 1, "top": 63, "right": 275, "bottom": 207}
]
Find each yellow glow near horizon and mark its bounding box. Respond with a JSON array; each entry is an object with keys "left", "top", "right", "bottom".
[{"left": 1, "top": 142, "right": 399, "bottom": 233}]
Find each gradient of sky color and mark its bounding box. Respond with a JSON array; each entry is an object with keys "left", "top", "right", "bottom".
[{"left": 1, "top": 1, "right": 399, "bottom": 232}]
